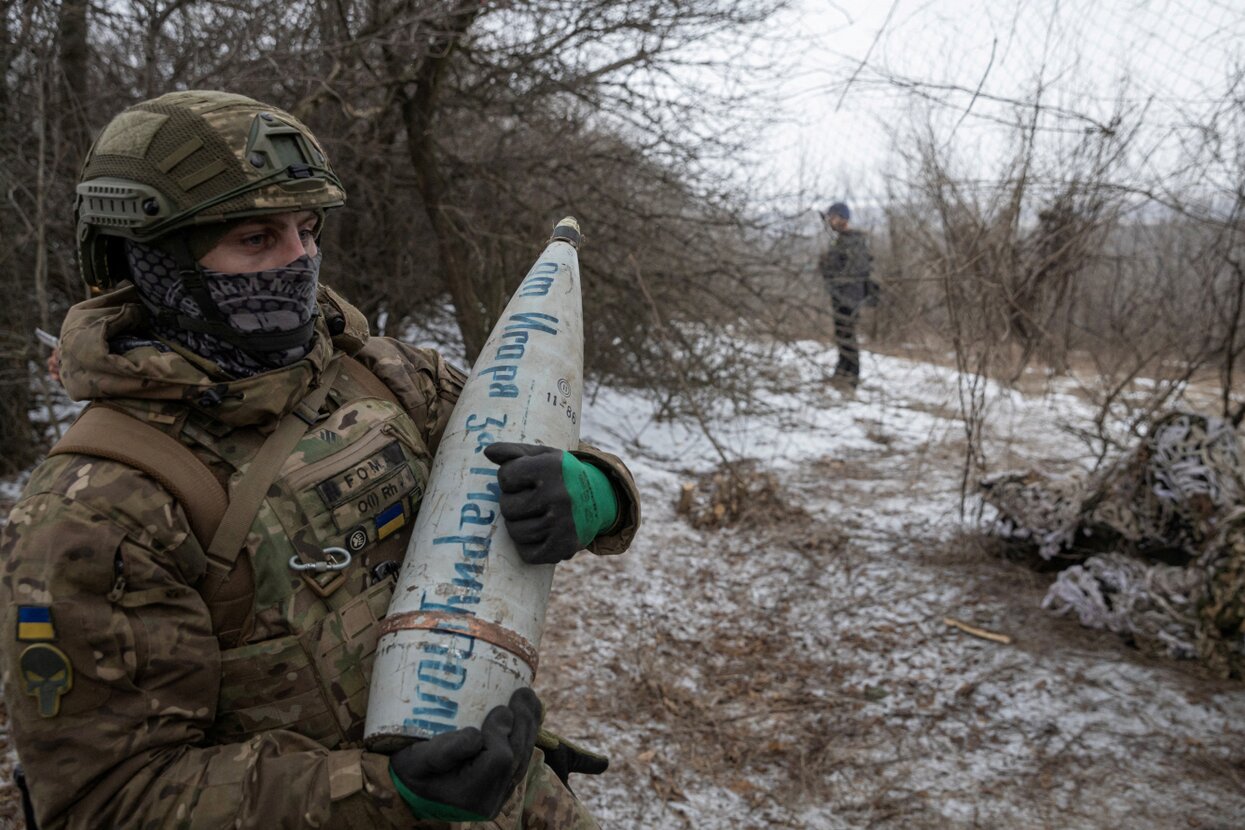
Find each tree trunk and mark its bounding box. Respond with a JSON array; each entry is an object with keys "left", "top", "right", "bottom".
[
  {"left": 57, "top": 0, "right": 89, "bottom": 155},
  {"left": 394, "top": 4, "right": 490, "bottom": 360},
  {"left": 0, "top": 10, "right": 42, "bottom": 472}
]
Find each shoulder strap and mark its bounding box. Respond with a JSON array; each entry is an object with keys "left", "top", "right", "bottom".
[
  {"left": 205, "top": 359, "right": 343, "bottom": 565},
  {"left": 48, "top": 358, "right": 348, "bottom": 561},
  {"left": 339, "top": 353, "right": 400, "bottom": 406},
  {"left": 49, "top": 405, "right": 228, "bottom": 545},
  {"left": 51, "top": 361, "right": 344, "bottom": 643}
]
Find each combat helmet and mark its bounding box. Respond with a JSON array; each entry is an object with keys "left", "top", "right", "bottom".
[{"left": 75, "top": 90, "right": 346, "bottom": 291}]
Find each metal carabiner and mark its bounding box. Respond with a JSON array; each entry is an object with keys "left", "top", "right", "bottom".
[{"left": 289, "top": 546, "right": 353, "bottom": 573}]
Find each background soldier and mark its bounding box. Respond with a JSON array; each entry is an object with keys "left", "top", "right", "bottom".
[
  {"left": 0, "top": 90, "right": 639, "bottom": 829},
  {"left": 818, "top": 201, "right": 876, "bottom": 386}
]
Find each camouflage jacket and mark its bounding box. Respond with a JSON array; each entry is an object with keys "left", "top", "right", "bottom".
[
  {"left": 818, "top": 230, "right": 874, "bottom": 310},
  {"left": 0, "top": 284, "right": 639, "bottom": 829}
]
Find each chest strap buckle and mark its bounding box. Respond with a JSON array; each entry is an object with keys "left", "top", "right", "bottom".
[
  {"left": 290, "top": 546, "right": 353, "bottom": 598},
  {"left": 289, "top": 546, "right": 353, "bottom": 573}
]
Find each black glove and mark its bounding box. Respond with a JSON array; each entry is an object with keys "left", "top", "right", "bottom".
[
  {"left": 536, "top": 729, "right": 609, "bottom": 790},
  {"left": 389, "top": 688, "right": 541, "bottom": 822},
  {"left": 483, "top": 442, "right": 619, "bottom": 565}
]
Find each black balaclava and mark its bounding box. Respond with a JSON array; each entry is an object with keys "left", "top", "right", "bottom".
[{"left": 124, "top": 240, "right": 321, "bottom": 378}]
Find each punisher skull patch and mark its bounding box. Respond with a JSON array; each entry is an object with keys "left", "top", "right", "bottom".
[{"left": 20, "top": 643, "right": 73, "bottom": 718}]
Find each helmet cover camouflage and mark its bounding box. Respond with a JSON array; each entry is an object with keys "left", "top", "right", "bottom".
[{"left": 76, "top": 90, "right": 346, "bottom": 289}]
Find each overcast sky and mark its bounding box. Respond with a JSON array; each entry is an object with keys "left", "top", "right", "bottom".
[{"left": 764, "top": 0, "right": 1243, "bottom": 221}]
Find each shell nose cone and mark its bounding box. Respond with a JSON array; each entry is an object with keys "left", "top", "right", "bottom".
[{"left": 549, "top": 216, "right": 582, "bottom": 248}]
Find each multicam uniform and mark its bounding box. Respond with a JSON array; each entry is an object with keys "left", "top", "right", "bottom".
[{"left": 2, "top": 239, "right": 636, "bottom": 829}]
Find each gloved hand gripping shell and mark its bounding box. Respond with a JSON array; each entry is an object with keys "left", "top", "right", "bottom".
[
  {"left": 389, "top": 688, "right": 541, "bottom": 822},
  {"left": 483, "top": 443, "right": 620, "bottom": 565}
]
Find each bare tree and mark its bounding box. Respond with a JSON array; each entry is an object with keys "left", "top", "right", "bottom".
[{"left": 0, "top": 0, "right": 796, "bottom": 466}]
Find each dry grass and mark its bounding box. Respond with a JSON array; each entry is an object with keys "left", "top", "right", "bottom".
[{"left": 674, "top": 460, "right": 812, "bottom": 531}]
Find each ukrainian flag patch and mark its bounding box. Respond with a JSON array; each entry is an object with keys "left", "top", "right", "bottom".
[
  {"left": 374, "top": 502, "right": 406, "bottom": 540},
  {"left": 17, "top": 606, "right": 55, "bottom": 642}
]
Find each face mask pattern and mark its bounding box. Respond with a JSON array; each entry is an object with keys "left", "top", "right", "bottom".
[{"left": 125, "top": 241, "right": 321, "bottom": 378}]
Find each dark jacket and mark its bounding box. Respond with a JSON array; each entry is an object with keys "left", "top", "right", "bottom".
[{"left": 819, "top": 229, "right": 875, "bottom": 311}]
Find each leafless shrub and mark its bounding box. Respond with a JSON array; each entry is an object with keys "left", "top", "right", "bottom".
[
  {"left": 861, "top": 55, "right": 1245, "bottom": 493},
  {"left": 0, "top": 0, "right": 800, "bottom": 467},
  {"left": 674, "top": 458, "right": 809, "bottom": 530},
  {"left": 874, "top": 99, "right": 1133, "bottom": 504}
]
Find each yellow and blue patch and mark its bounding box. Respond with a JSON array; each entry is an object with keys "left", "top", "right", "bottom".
[
  {"left": 374, "top": 502, "right": 406, "bottom": 540},
  {"left": 17, "top": 606, "right": 55, "bottom": 642}
]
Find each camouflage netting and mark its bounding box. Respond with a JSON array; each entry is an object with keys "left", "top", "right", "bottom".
[{"left": 980, "top": 412, "right": 1245, "bottom": 678}]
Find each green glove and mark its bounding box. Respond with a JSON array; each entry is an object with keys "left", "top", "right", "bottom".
[
  {"left": 483, "top": 443, "right": 620, "bottom": 564},
  {"left": 389, "top": 688, "right": 540, "bottom": 822}
]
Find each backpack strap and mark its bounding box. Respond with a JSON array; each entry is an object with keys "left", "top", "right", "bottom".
[
  {"left": 50, "top": 358, "right": 354, "bottom": 562},
  {"left": 339, "top": 353, "right": 400, "bottom": 406},
  {"left": 197, "top": 358, "right": 342, "bottom": 644},
  {"left": 49, "top": 404, "right": 228, "bottom": 544},
  {"left": 205, "top": 359, "right": 342, "bottom": 565},
  {"left": 47, "top": 356, "right": 391, "bottom": 643}
]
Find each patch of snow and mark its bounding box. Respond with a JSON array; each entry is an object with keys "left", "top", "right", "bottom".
[
  {"left": 1, "top": 330, "right": 1240, "bottom": 828},
  {"left": 537, "top": 338, "right": 1245, "bottom": 828}
]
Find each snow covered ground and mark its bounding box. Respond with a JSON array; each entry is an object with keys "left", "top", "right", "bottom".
[
  {"left": 1, "top": 340, "right": 1241, "bottom": 829},
  {"left": 536, "top": 344, "right": 1245, "bottom": 829}
]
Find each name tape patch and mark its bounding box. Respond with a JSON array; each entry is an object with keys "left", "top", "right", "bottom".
[{"left": 316, "top": 442, "right": 406, "bottom": 507}]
